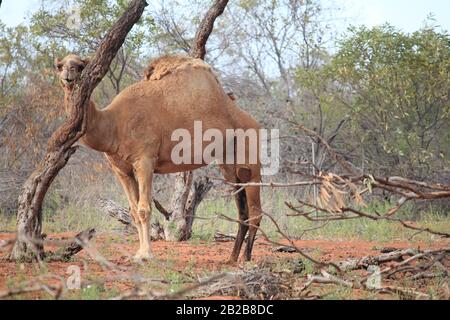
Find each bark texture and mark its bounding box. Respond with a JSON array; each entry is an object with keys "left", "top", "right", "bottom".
[
  {"left": 10, "top": 0, "right": 148, "bottom": 261},
  {"left": 164, "top": 176, "right": 213, "bottom": 241}
]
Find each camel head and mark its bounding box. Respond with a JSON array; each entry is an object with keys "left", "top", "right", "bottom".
[{"left": 54, "top": 54, "right": 89, "bottom": 90}]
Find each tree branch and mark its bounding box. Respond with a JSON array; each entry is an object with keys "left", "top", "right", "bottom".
[{"left": 189, "top": 0, "right": 229, "bottom": 60}]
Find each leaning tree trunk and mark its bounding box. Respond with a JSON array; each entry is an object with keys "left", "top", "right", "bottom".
[
  {"left": 163, "top": 0, "right": 229, "bottom": 242},
  {"left": 10, "top": 0, "right": 148, "bottom": 261}
]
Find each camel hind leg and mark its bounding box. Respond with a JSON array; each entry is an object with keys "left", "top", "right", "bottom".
[
  {"left": 237, "top": 165, "right": 262, "bottom": 262},
  {"left": 221, "top": 164, "right": 262, "bottom": 262},
  {"left": 220, "top": 165, "right": 249, "bottom": 263}
]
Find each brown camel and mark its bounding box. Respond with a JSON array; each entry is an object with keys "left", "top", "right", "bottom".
[{"left": 55, "top": 54, "right": 262, "bottom": 262}]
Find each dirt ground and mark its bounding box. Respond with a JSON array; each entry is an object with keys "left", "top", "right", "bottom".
[{"left": 0, "top": 232, "right": 449, "bottom": 300}]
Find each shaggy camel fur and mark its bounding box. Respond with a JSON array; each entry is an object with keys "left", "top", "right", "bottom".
[{"left": 55, "top": 54, "right": 262, "bottom": 262}]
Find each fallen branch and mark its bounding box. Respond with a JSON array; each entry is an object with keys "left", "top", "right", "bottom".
[
  {"left": 336, "top": 248, "right": 449, "bottom": 272},
  {"left": 300, "top": 269, "right": 432, "bottom": 300},
  {"left": 273, "top": 246, "right": 297, "bottom": 253},
  {"left": 214, "top": 232, "right": 235, "bottom": 242},
  {"left": 97, "top": 198, "right": 165, "bottom": 240},
  {"left": 46, "top": 228, "right": 96, "bottom": 262}
]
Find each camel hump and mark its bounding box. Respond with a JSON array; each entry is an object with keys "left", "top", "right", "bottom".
[{"left": 143, "top": 55, "right": 213, "bottom": 81}]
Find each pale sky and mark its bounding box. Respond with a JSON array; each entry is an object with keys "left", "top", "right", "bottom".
[
  {"left": 0, "top": 0, "right": 449, "bottom": 33},
  {"left": 343, "top": 0, "right": 450, "bottom": 32}
]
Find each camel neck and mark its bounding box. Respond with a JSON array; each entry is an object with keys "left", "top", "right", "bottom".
[{"left": 63, "top": 88, "right": 116, "bottom": 153}]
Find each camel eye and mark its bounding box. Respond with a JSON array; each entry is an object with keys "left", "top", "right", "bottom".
[{"left": 57, "top": 64, "right": 63, "bottom": 71}]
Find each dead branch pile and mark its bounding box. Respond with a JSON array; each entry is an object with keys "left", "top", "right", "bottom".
[
  {"left": 192, "top": 267, "right": 293, "bottom": 299},
  {"left": 336, "top": 248, "right": 449, "bottom": 272},
  {"left": 300, "top": 247, "right": 449, "bottom": 299}
]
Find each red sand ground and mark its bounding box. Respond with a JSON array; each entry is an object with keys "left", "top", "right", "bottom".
[{"left": 0, "top": 232, "right": 448, "bottom": 299}]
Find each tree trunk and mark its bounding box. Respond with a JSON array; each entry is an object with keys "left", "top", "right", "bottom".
[
  {"left": 164, "top": 172, "right": 194, "bottom": 241},
  {"left": 10, "top": 0, "right": 148, "bottom": 261},
  {"left": 11, "top": 149, "right": 77, "bottom": 261},
  {"left": 184, "top": 177, "right": 214, "bottom": 239},
  {"left": 166, "top": 0, "right": 229, "bottom": 241},
  {"left": 163, "top": 175, "right": 213, "bottom": 241}
]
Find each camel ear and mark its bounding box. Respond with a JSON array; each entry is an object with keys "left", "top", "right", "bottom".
[{"left": 54, "top": 58, "right": 63, "bottom": 71}]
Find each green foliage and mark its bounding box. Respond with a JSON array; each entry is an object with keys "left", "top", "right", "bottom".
[
  {"left": 0, "top": 23, "right": 33, "bottom": 107},
  {"left": 328, "top": 24, "right": 450, "bottom": 177},
  {"left": 27, "top": 0, "right": 157, "bottom": 102},
  {"left": 30, "top": 0, "right": 155, "bottom": 52}
]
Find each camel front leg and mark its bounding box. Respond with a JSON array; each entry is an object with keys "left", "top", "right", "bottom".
[
  {"left": 106, "top": 156, "right": 145, "bottom": 259},
  {"left": 116, "top": 175, "right": 145, "bottom": 258},
  {"left": 134, "top": 157, "right": 156, "bottom": 260}
]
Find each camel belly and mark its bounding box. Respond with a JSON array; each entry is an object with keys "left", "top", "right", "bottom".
[
  {"left": 154, "top": 162, "right": 206, "bottom": 174},
  {"left": 104, "top": 153, "right": 134, "bottom": 176}
]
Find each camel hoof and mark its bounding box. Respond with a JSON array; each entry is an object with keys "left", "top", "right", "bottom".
[
  {"left": 225, "top": 257, "right": 238, "bottom": 266},
  {"left": 132, "top": 252, "right": 153, "bottom": 263}
]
